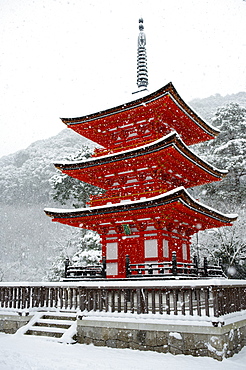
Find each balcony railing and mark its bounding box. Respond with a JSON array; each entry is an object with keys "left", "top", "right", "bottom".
[
  {"left": 126, "top": 253, "right": 225, "bottom": 278},
  {"left": 63, "top": 252, "right": 225, "bottom": 281}
]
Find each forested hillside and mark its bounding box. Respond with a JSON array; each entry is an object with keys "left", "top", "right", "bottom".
[
  {"left": 189, "top": 91, "right": 246, "bottom": 122},
  {"left": 189, "top": 100, "right": 246, "bottom": 278},
  {"left": 0, "top": 130, "right": 96, "bottom": 281},
  {"left": 0, "top": 129, "right": 96, "bottom": 205},
  {"left": 0, "top": 91, "right": 245, "bottom": 281}
]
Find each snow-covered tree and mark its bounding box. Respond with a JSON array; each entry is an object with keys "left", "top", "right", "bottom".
[
  {"left": 71, "top": 230, "right": 101, "bottom": 266},
  {"left": 191, "top": 215, "right": 246, "bottom": 279},
  {"left": 45, "top": 229, "right": 101, "bottom": 281},
  {"left": 45, "top": 253, "right": 68, "bottom": 282},
  {"left": 49, "top": 145, "right": 103, "bottom": 208},
  {"left": 194, "top": 103, "right": 246, "bottom": 208},
  {"left": 46, "top": 146, "right": 103, "bottom": 281},
  {"left": 190, "top": 102, "right": 246, "bottom": 278},
  {"left": 210, "top": 103, "right": 246, "bottom": 194}
]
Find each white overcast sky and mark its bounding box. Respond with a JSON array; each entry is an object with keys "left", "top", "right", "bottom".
[{"left": 0, "top": 0, "right": 246, "bottom": 157}]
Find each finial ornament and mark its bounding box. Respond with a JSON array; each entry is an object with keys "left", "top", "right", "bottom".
[
  {"left": 137, "top": 18, "right": 148, "bottom": 89},
  {"left": 139, "top": 18, "right": 144, "bottom": 31}
]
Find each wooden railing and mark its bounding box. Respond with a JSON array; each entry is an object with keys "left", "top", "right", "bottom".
[
  {"left": 126, "top": 253, "right": 225, "bottom": 278},
  {"left": 0, "top": 281, "right": 246, "bottom": 323},
  {"left": 64, "top": 257, "right": 106, "bottom": 279},
  {"left": 63, "top": 253, "right": 225, "bottom": 281}
]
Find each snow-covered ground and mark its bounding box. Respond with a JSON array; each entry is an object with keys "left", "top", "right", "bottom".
[{"left": 0, "top": 333, "right": 246, "bottom": 370}]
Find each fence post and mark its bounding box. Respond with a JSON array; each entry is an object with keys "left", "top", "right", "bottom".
[
  {"left": 193, "top": 255, "right": 198, "bottom": 276},
  {"left": 125, "top": 255, "right": 130, "bottom": 278},
  {"left": 203, "top": 257, "right": 208, "bottom": 277},
  {"left": 172, "top": 252, "right": 177, "bottom": 276},
  {"left": 102, "top": 255, "right": 106, "bottom": 278},
  {"left": 219, "top": 258, "right": 225, "bottom": 276},
  {"left": 212, "top": 287, "right": 220, "bottom": 318},
  {"left": 64, "top": 258, "right": 70, "bottom": 278}
]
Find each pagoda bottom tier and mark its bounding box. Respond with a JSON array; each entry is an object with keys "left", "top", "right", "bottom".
[
  {"left": 100, "top": 229, "right": 191, "bottom": 278},
  {"left": 45, "top": 187, "right": 237, "bottom": 278}
]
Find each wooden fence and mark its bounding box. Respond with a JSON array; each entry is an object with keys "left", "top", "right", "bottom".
[{"left": 1, "top": 282, "right": 246, "bottom": 322}]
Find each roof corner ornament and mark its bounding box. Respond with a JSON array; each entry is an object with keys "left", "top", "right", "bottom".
[{"left": 133, "top": 18, "right": 149, "bottom": 94}]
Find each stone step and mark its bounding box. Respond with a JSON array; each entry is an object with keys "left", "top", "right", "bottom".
[
  {"left": 25, "top": 325, "right": 67, "bottom": 338},
  {"left": 41, "top": 313, "right": 77, "bottom": 321},
  {"left": 25, "top": 330, "right": 63, "bottom": 338},
  {"left": 47, "top": 310, "right": 77, "bottom": 316},
  {"left": 29, "top": 325, "right": 67, "bottom": 334},
  {"left": 22, "top": 311, "right": 78, "bottom": 342},
  {"left": 34, "top": 319, "right": 72, "bottom": 329},
  {"left": 38, "top": 318, "right": 75, "bottom": 324}
]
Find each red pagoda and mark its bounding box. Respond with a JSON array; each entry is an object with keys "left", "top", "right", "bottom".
[{"left": 45, "top": 19, "right": 237, "bottom": 279}]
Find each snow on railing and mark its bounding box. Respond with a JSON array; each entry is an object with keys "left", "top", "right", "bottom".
[{"left": 0, "top": 280, "right": 246, "bottom": 323}]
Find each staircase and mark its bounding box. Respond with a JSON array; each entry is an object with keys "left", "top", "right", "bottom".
[{"left": 16, "top": 311, "right": 77, "bottom": 343}]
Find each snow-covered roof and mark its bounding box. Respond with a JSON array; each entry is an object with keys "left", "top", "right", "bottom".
[
  {"left": 60, "top": 82, "right": 220, "bottom": 148},
  {"left": 44, "top": 186, "right": 237, "bottom": 231},
  {"left": 54, "top": 131, "right": 227, "bottom": 185},
  {"left": 61, "top": 82, "right": 218, "bottom": 135}
]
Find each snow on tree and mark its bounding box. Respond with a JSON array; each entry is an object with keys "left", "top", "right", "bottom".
[
  {"left": 191, "top": 214, "right": 246, "bottom": 279},
  {"left": 71, "top": 229, "right": 101, "bottom": 266},
  {"left": 49, "top": 145, "right": 103, "bottom": 208},
  {"left": 190, "top": 102, "right": 246, "bottom": 278},
  {"left": 45, "top": 228, "right": 101, "bottom": 281},
  {"left": 193, "top": 102, "right": 246, "bottom": 209},
  {"left": 46, "top": 145, "right": 103, "bottom": 280}
]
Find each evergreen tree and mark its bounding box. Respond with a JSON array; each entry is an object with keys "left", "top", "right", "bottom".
[
  {"left": 45, "top": 229, "right": 101, "bottom": 281},
  {"left": 46, "top": 146, "right": 103, "bottom": 280},
  {"left": 192, "top": 102, "right": 246, "bottom": 210},
  {"left": 191, "top": 214, "right": 246, "bottom": 279},
  {"left": 71, "top": 229, "right": 101, "bottom": 266},
  {"left": 190, "top": 102, "right": 246, "bottom": 278},
  {"left": 49, "top": 145, "right": 103, "bottom": 208}
]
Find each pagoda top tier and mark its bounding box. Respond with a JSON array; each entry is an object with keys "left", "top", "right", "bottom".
[{"left": 61, "top": 82, "right": 219, "bottom": 154}]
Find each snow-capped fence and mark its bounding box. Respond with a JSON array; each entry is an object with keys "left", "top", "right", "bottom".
[{"left": 0, "top": 281, "right": 246, "bottom": 322}]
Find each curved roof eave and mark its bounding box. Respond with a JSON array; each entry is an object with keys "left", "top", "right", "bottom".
[
  {"left": 54, "top": 132, "right": 227, "bottom": 180},
  {"left": 44, "top": 187, "right": 237, "bottom": 224},
  {"left": 60, "top": 82, "right": 220, "bottom": 138}
]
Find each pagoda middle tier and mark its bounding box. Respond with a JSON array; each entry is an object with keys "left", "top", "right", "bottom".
[{"left": 54, "top": 132, "right": 227, "bottom": 206}]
